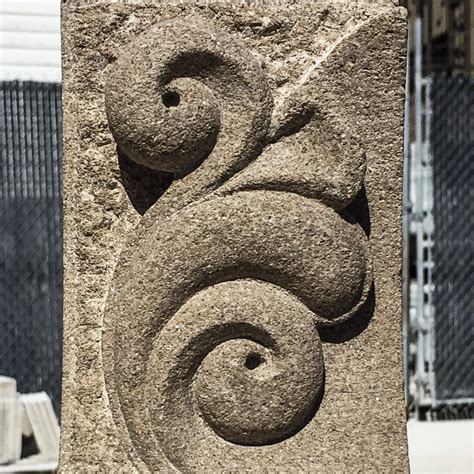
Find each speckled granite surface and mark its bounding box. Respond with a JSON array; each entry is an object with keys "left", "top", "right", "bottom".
[{"left": 61, "top": 1, "right": 408, "bottom": 471}]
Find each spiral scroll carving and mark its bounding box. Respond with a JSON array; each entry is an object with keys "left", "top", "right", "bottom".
[{"left": 103, "top": 16, "right": 372, "bottom": 471}]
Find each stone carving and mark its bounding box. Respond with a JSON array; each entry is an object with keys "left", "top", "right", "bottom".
[
  {"left": 103, "top": 15, "right": 373, "bottom": 471},
  {"left": 61, "top": 1, "right": 408, "bottom": 471}
]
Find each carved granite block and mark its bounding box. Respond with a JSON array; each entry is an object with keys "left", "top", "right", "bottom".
[{"left": 61, "top": 1, "right": 408, "bottom": 471}]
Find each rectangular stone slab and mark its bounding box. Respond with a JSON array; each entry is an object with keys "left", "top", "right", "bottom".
[{"left": 61, "top": 1, "right": 408, "bottom": 472}]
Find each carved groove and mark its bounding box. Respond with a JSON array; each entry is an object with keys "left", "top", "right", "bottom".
[{"left": 103, "top": 15, "right": 373, "bottom": 471}]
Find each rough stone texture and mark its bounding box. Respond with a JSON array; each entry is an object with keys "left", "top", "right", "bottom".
[{"left": 61, "top": 1, "right": 408, "bottom": 472}]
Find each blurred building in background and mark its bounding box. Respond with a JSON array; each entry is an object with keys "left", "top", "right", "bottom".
[
  {"left": 405, "top": 0, "right": 474, "bottom": 420},
  {"left": 0, "top": 0, "right": 62, "bottom": 417}
]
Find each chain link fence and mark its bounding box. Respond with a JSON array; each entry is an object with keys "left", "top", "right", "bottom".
[
  {"left": 431, "top": 75, "right": 474, "bottom": 406},
  {"left": 0, "top": 81, "right": 63, "bottom": 417}
]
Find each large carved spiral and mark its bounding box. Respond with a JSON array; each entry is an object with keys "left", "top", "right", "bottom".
[{"left": 103, "top": 16, "right": 372, "bottom": 472}]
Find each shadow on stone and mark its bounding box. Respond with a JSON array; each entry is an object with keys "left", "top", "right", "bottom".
[
  {"left": 117, "top": 147, "right": 173, "bottom": 215},
  {"left": 318, "top": 284, "right": 375, "bottom": 344},
  {"left": 342, "top": 185, "right": 371, "bottom": 238}
]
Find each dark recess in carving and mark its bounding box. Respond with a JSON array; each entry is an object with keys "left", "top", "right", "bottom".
[{"left": 118, "top": 148, "right": 173, "bottom": 215}]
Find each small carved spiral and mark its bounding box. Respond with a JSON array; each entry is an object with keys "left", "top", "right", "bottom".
[
  {"left": 103, "top": 16, "right": 372, "bottom": 472},
  {"left": 105, "top": 17, "right": 272, "bottom": 178},
  {"left": 107, "top": 70, "right": 221, "bottom": 174},
  {"left": 149, "top": 280, "right": 324, "bottom": 450}
]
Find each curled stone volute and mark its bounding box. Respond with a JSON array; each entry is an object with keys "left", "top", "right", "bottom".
[
  {"left": 105, "top": 17, "right": 272, "bottom": 177},
  {"left": 103, "top": 13, "right": 375, "bottom": 473}
]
